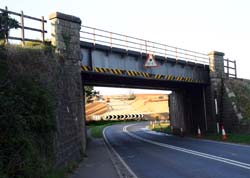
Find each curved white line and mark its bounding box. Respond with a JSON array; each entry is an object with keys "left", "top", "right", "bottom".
[
  {"left": 103, "top": 126, "right": 139, "bottom": 178},
  {"left": 124, "top": 124, "right": 250, "bottom": 170}
]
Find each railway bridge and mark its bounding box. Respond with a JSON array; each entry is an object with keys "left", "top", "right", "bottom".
[{"left": 49, "top": 12, "right": 237, "bottom": 165}]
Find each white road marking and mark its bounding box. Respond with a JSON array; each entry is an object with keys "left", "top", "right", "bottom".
[
  {"left": 103, "top": 126, "right": 139, "bottom": 178},
  {"left": 124, "top": 124, "right": 250, "bottom": 170}
]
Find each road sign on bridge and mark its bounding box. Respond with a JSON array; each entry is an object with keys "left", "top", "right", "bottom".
[{"left": 144, "top": 54, "right": 158, "bottom": 67}]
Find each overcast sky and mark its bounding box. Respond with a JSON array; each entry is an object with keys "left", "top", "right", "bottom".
[{"left": 2, "top": 0, "right": 250, "bottom": 95}]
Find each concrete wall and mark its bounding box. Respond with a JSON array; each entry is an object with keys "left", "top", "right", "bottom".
[{"left": 49, "top": 12, "right": 86, "bottom": 167}]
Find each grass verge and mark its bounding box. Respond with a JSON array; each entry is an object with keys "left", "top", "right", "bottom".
[
  {"left": 148, "top": 123, "right": 171, "bottom": 133},
  {"left": 148, "top": 124, "right": 250, "bottom": 145},
  {"left": 87, "top": 120, "right": 135, "bottom": 138},
  {"left": 200, "top": 133, "right": 250, "bottom": 145}
]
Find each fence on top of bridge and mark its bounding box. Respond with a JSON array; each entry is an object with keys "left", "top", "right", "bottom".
[{"left": 1, "top": 6, "right": 237, "bottom": 78}]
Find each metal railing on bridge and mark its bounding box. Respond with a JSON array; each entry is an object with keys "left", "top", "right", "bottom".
[
  {"left": 224, "top": 59, "right": 237, "bottom": 78},
  {"left": 80, "top": 25, "right": 209, "bottom": 65}
]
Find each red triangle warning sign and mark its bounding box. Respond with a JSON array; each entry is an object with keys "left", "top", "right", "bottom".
[{"left": 144, "top": 54, "right": 157, "bottom": 67}]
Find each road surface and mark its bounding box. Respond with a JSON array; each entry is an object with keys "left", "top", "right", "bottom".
[{"left": 103, "top": 122, "right": 250, "bottom": 178}]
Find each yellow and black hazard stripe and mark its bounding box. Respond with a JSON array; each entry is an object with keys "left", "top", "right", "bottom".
[
  {"left": 94, "top": 67, "right": 106, "bottom": 73},
  {"left": 134, "top": 71, "right": 149, "bottom": 78},
  {"left": 176, "top": 76, "right": 182, "bottom": 81},
  {"left": 168, "top": 75, "right": 175, "bottom": 80},
  {"left": 154, "top": 74, "right": 163, "bottom": 80},
  {"left": 90, "top": 66, "right": 120, "bottom": 75},
  {"left": 126, "top": 70, "right": 151, "bottom": 78},
  {"left": 103, "top": 68, "right": 110, "bottom": 73},
  {"left": 141, "top": 72, "right": 150, "bottom": 78},
  {"left": 82, "top": 66, "right": 123, "bottom": 75},
  {"left": 126, "top": 70, "right": 135, "bottom": 76},
  {"left": 164, "top": 75, "right": 172, "bottom": 80},
  {"left": 109, "top": 68, "right": 123, "bottom": 75},
  {"left": 81, "top": 65, "right": 203, "bottom": 83},
  {"left": 187, "top": 77, "right": 193, "bottom": 82},
  {"left": 81, "top": 66, "right": 91, "bottom": 71}
]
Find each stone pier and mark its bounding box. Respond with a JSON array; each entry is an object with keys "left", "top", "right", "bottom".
[{"left": 49, "top": 12, "right": 86, "bottom": 166}]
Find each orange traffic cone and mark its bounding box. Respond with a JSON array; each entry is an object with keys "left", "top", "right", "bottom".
[
  {"left": 221, "top": 125, "right": 227, "bottom": 140},
  {"left": 197, "top": 127, "right": 202, "bottom": 138}
]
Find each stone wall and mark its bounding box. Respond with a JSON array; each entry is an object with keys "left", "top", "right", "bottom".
[
  {"left": 221, "top": 81, "right": 240, "bottom": 133},
  {"left": 49, "top": 12, "right": 86, "bottom": 167},
  {"left": 221, "top": 78, "right": 250, "bottom": 133}
]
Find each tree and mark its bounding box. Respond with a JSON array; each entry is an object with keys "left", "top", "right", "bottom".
[
  {"left": 84, "top": 86, "right": 100, "bottom": 103},
  {"left": 0, "top": 10, "right": 19, "bottom": 44}
]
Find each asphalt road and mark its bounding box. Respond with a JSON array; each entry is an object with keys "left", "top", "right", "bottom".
[{"left": 103, "top": 122, "right": 250, "bottom": 178}]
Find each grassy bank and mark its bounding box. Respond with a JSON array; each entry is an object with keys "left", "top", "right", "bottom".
[
  {"left": 87, "top": 120, "right": 135, "bottom": 138},
  {"left": 226, "top": 79, "right": 250, "bottom": 125},
  {"left": 199, "top": 133, "right": 250, "bottom": 144},
  {"left": 148, "top": 123, "right": 250, "bottom": 145},
  {"left": 0, "top": 45, "right": 60, "bottom": 178},
  {"left": 148, "top": 123, "right": 171, "bottom": 133},
  {"left": 87, "top": 120, "right": 128, "bottom": 138}
]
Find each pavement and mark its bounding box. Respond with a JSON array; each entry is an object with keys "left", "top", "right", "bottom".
[{"left": 69, "top": 131, "right": 119, "bottom": 178}]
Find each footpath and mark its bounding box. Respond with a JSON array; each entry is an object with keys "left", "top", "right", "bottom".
[{"left": 69, "top": 132, "right": 119, "bottom": 178}]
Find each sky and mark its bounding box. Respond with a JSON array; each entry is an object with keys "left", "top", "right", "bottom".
[{"left": 2, "top": 0, "right": 250, "bottom": 95}]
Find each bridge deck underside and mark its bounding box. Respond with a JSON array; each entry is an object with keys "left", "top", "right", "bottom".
[{"left": 81, "top": 72, "right": 207, "bottom": 90}]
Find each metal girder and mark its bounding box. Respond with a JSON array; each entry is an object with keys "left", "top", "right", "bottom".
[{"left": 80, "top": 41, "right": 210, "bottom": 85}]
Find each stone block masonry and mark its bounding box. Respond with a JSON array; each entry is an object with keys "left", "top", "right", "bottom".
[
  {"left": 49, "top": 12, "right": 86, "bottom": 167},
  {"left": 207, "top": 51, "right": 225, "bottom": 132}
]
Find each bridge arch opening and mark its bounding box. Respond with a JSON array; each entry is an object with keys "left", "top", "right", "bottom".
[{"left": 83, "top": 83, "right": 207, "bottom": 135}]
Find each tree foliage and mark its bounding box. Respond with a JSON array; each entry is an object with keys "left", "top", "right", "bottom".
[
  {"left": 0, "top": 11, "right": 19, "bottom": 43},
  {"left": 84, "top": 86, "right": 100, "bottom": 103}
]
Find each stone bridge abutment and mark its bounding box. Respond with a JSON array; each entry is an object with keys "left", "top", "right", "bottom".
[
  {"left": 169, "top": 51, "right": 226, "bottom": 134},
  {"left": 49, "top": 12, "right": 86, "bottom": 166}
]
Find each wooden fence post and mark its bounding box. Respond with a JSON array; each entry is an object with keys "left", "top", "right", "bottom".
[
  {"left": 20, "top": 10, "right": 25, "bottom": 46},
  {"left": 41, "top": 16, "right": 45, "bottom": 43}
]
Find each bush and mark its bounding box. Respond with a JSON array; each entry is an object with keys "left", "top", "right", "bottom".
[
  {"left": 0, "top": 11, "right": 19, "bottom": 44},
  {"left": 0, "top": 46, "right": 57, "bottom": 178},
  {"left": 0, "top": 78, "right": 56, "bottom": 178},
  {"left": 128, "top": 94, "right": 136, "bottom": 100}
]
